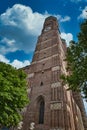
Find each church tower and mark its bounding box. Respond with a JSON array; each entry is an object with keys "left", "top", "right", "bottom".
[{"left": 23, "top": 16, "right": 87, "bottom": 130}]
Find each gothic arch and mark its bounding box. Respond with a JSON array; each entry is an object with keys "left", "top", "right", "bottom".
[{"left": 36, "top": 95, "right": 45, "bottom": 124}]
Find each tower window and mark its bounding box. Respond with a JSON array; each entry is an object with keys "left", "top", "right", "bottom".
[
  {"left": 39, "top": 100, "right": 44, "bottom": 124},
  {"left": 40, "top": 82, "right": 43, "bottom": 86}
]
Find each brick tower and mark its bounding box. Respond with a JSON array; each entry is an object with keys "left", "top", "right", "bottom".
[{"left": 22, "top": 16, "right": 87, "bottom": 130}]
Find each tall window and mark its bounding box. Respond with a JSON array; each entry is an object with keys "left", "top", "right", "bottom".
[
  {"left": 39, "top": 99, "right": 45, "bottom": 124},
  {"left": 40, "top": 82, "right": 43, "bottom": 86}
]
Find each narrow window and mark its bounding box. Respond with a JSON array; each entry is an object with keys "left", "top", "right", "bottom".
[
  {"left": 39, "top": 100, "right": 44, "bottom": 124},
  {"left": 40, "top": 82, "right": 43, "bottom": 86}
]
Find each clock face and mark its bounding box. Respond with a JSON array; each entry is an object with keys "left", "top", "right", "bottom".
[{"left": 44, "top": 26, "right": 51, "bottom": 32}]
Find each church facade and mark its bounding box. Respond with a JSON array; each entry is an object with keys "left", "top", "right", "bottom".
[{"left": 22, "top": 16, "right": 87, "bottom": 130}]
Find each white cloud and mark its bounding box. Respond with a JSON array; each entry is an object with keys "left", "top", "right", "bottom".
[
  {"left": 0, "top": 37, "right": 17, "bottom": 54},
  {"left": 78, "top": 6, "right": 87, "bottom": 19},
  {"left": 0, "top": 54, "right": 30, "bottom": 69},
  {"left": 0, "top": 54, "right": 10, "bottom": 63},
  {"left": 11, "top": 59, "right": 30, "bottom": 69},
  {"left": 1, "top": 37, "right": 15, "bottom": 46},
  {"left": 0, "top": 4, "right": 71, "bottom": 54},
  {"left": 60, "top": 16, "right": 71, "bottom": 22},
  {"left": 61, "top": 32, "right": 73, "bottom": 46},
  {"left": 56, "top": 15, "right": 71, "bottom": 22},
  {"left": 0, "top": 4, "right": 49, "bottom": 54}
]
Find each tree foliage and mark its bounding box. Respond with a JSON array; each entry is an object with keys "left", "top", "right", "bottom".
[
  {"left": 61, "top": 20, "right": 87, "bottom": 100},
  {"left": 0, "top": 62, "right": 29, "bottom": 128}
]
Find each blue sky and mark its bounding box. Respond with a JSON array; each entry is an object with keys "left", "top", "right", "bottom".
[{"left": 0, "top": 0, "right": 87, "bottom": 68}]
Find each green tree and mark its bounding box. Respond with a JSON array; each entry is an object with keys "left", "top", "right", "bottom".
[
  {"left": 61, "top": 20, "right": 87, "bottom": 100},
  {"left": 0, "top": 62, "right": 29, "bottom": 128}
]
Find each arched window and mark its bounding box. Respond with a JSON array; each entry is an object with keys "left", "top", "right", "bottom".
[{"left": 39, "top": 99, "right": 44, "bottom": 124}]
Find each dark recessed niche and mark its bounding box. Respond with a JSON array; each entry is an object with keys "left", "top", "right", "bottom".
[
  {"left": 40, "top": 82, "right": 43, "bottom": 86},
  {"left": 42, "top": 71, "right": 44, "bottom": 73},
  {"left": 43, "top": 63, "right": 45, "bottom": 66}
]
